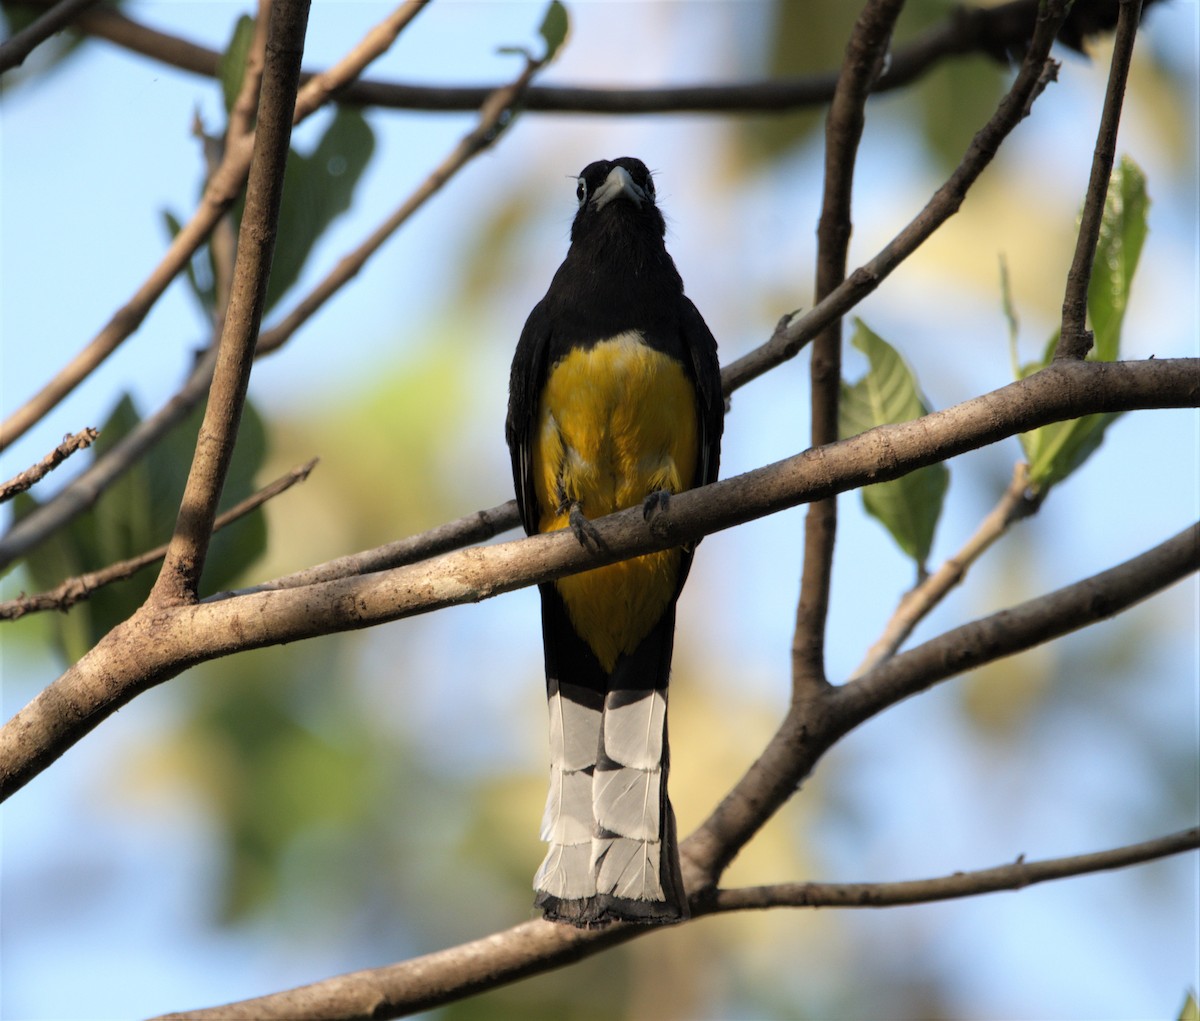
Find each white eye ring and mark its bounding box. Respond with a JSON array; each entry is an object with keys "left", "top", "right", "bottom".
[{"left": 575, "top": 177, "right": 588, "bottom": 206}]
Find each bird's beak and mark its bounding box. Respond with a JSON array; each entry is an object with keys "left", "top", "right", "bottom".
[{"left": 591, "top": 165, "right": 647, "bottom": 211}]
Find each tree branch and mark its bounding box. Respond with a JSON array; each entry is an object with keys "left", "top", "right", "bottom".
[
  {"left": 794, "top": 0, "right": 904, "bottom": 697},
  {"left": 42, "top": 0, "right": 1142, "bottom": 115},
  {"left": 0, "top": 459, "right": 316, "bottom": 621},
  {"left": 149, "top": 0, "right": 311, "bottom": 605},
  {"left": 721, "top": 0, "right": 1069, "bottom": 396},
  {"left": 214, "top": 499, "right": 519, "bottom": 598},
  {"left": 0, "top": 0, "right": 100, "bottom": 74},
  {"left": 1, "top": 357, "right": 1194, "bottom": 802},
  {"left": 257, "top": 39, "right": 550, "bottom": 358},
  {"left": 850, "top": 460, "right": 1036, "bottom": 677},
  {"left": 1055, "top": 0, "right": 1143, "bottom": 360},
  {"left": 0, "top": 427, "right": 98, "bottom": 503},
  {"left": 713, "top": 827, "right": 1200, "bottom": 911}
]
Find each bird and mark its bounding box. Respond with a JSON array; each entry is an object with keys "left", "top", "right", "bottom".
[{"left": 506, "top": 157, "right": 723, "bottom": 927}]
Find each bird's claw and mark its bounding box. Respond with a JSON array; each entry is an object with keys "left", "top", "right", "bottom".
[
  {"left": 643, "top": 489, "right": 674, "bottom": 539},
  {"left": 568, "top": 503, "right": 605, "bottom": 553}
]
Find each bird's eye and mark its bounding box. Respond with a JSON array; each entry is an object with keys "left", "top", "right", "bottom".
[{"left": 576, "top": 177, "right": 587, "bottom": 206}]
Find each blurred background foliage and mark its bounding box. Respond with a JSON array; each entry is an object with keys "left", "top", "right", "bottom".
[{"left": 0, "top": 1, "right": 1196, "bottom": 1019}]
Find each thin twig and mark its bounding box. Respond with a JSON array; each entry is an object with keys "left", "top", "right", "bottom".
[
  {"left": 0, "top": 460, "right": 316, "bottom": 621},
  {"left": 0, "top": 428, "right": 98, "bottom": 503},
  {"left": 0, "top": 0, "right": 101, "bottom": 74},
  {"left": 714, "top": 827, "right": 1200, "bottom": 911},
  {"left": 212, "top": 498, "right": 519, "bottom": 598},
  {"left": 1056, "top": 0, "right": 1144, "bottom": 360},
  {"left": 149, "top": 0, "right": 311, "bottom": 606},
  {"left": 258, "top": 43, "right": 548, "bottom": 357},
  {"left": 794, "top": 0, "right": 904, "bottom": 697},
  {"left": 0, "top": 350, "right": 217, "bottom": 572},
  {"left": 850, "top": 461, "right": 1036, "bottom": 678},
  {"left": 0, "top": 1, "right": 430, "bottom": 454}
]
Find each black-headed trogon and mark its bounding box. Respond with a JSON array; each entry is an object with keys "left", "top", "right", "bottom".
[{"left": 506, "top": 157, "right": 723, "bottom": 927}]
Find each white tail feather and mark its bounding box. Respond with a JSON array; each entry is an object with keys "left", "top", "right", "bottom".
[
  {"left": 547, "top": 690, "right": 602, "bottom": 771},
  {"left": 540, "top": 766, "right": 594, "bottom": 843},
  {"left": 602, "top": 690, "right": 665, "bottom": 768},
  {"left": 535, "top": 841, "right": 595, "bottom": 899},
  {"left": 593, "top": 765, "right": 660, "bottom": 840},
  {"left": 593, "top": 836, "right": 664, "bottom": 901}
]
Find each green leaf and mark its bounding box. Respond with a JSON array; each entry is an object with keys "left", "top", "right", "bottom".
[
  {"left": 840, "top": 320, "right": 948, "bottom": 568},
  {"left": 538, "top": 1, "right": 570, "bottom": 62},
  {"left": 15, "top": 393, "right": 269, "bottom": 662},
  {"left": 1016, "top": 157, "right": 1149, "bottom": 494},
  {"left": 262, "top": 107, "right": 376, "bottom": 314},
  {"left": 217, "top": 15, "right": 256, "bottom": 114},
  {"left": 1088, "top": 155, "right": 1149, "bottom": 361}
]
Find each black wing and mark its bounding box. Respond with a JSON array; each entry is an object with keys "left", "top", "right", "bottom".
[
  {"left": 681, "top": 296, "right": 724, "bottom": 490},
  {"left": 506, "top": 297, "right": 554, "bottom": 537}
]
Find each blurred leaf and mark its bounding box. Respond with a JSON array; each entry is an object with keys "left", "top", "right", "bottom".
[
  {"left": 840, "top": 320, "right": 948, "bottom": 568},
  {"left": 14, "top": 394, "right": 268, "bottom": 661},
  {"left": 1179, "top": 990, "right": 1199, "bottom": 1021},
  {"left": 1088, "top": 155, "right": 1149, "bottom": 361},
  {"left": 162, "top": 208, "right": 217, "bottom": 319},
  {"left": 1017, "top": 158, "right": 1149, "bottom": 494},
  {"left": 261, "top": 107, "right": 376, "bottom": 314},
  {"left": 217, "top": 14, "right": 256, "bottom": 115},
  {"left": 538, "top": 0, "right": 569, "bottom": 62},
  {"left": 913, "top": 55, "right": 1006, "bottom": 171}
]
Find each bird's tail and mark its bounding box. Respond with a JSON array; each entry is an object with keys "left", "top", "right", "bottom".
[{"left": 534, "top": 592, "right": 688, "bottom": 927}]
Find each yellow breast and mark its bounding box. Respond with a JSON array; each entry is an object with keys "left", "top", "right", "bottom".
[{"left": 533, "top": 332, "right": 699, "bottom": 672}]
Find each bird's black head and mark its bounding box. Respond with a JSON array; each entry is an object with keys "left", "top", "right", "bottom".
[{"left": 569, "top": 157, "right": 665, "bottom": 243}]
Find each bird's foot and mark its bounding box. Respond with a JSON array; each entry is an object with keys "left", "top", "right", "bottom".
[
  {"left": 643, "top": 489, "right": 674, "bottom": 540},
  {"left": 568, "top": 503, "right": 606, "bottom": 554}
]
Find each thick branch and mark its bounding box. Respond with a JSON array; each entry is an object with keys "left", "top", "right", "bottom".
[
  {"left": 150, "top": 0, "right": 310, "bottom": 605},
  {"left": 1056, "top": 0, "right": 1143, "bottom": 360},
  {"left": 1, "top": 357, "right": 1194, "bottom": 802}
]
